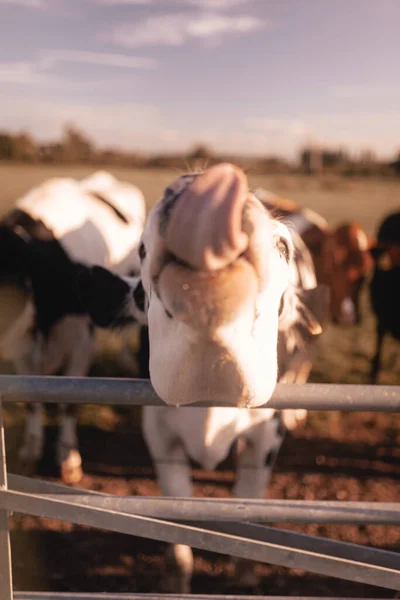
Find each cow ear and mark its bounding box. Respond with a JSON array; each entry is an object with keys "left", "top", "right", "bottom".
[
  {"left": 279, "top": 283, "right": 329, "bottom": 337},
  {"left": 76, "top": 265, "right": 148, "bottom": 329}
]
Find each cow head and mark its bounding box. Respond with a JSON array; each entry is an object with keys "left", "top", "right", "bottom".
[
  {"left": 320, "top": 222, "right": 373, "bottom": 325},
  {"left": 79, "top": 163, "right": 304, "bottom": 407},
  {"left": 369, "top": 210, "right": 400, "bottom": 270}
]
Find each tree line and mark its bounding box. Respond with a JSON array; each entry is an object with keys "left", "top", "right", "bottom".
[{"left": 0, "top": 123, "right": 399, "bottom": 177}]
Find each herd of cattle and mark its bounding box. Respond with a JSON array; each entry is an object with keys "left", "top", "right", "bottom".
[{"left": 0, "top": 163, "right": 399, "bottom": 592}]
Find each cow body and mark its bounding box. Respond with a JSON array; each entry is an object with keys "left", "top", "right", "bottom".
[
  {"left": 79, "top": 164, "right": 326, "bottom": 591},
  {"left": 369, "top": 211, "right": 400, "bottom": 383},
  {"left": 139, "top": 226, "right": 325, "bottom": 592},
  {"left": 0, "top": 171, "right": 145, "bottom": 482}
]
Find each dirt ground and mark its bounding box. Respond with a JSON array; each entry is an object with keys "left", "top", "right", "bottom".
[
  {"left": 0, "top": 166, "right": 399, "bottom": 597},
  {"left": 4, "top": 403, "right": 400, "bottom": 597}
]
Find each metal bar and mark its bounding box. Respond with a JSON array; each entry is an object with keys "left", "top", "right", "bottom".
[
  {"left": 0, "top": 399, "right": 13, "bottom": 600},
  {"left": 197, "top": 521, "right": 400, "bottom": 574},
  {"left": 1, "top": 489, "right": 399, "bottom": 590},
  {"left": 11, "top": 594, "right": 393, "bottom": 600},
  {"left": 7, "top": 476, "right": 400, "bottom": 525},
  {"left": 0, "top": 375, "right": 399, "bottom": 411}
]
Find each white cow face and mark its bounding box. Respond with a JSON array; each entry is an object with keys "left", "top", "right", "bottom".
[{"left": 81, "top": 164, "right": 296, "bottom": 407}]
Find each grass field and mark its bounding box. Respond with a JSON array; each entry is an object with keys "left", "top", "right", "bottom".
[
  {"left": 1, "top": 163, "right": 399, "bottom": 384},
  {"left": 2, "top": 163, "right": 400, "bottom": 234},
  {"left": 1, "top": 164, "right": 399, "bottom": 597}
]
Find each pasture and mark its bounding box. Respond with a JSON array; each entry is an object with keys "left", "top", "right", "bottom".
[{"left": 1, "top": 164, "right": 399, "bottom": 597}]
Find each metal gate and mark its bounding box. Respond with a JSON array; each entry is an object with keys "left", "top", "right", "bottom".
[{"left": 1, "top": 375, "right": 399, "bottom": 600}]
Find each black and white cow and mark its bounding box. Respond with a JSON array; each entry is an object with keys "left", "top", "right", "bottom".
[
  {"left": 0, "top": 171, "right": 145, "bottom": 482},
  {"left": 369, "top": 210, "right": 400, "bottom": 383},
  {"left": 79, "top": 164, "right": 328, "bottom": 591}
]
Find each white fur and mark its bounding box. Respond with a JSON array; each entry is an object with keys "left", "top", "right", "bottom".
[
  {"left": 140, "top": 176, "right": 293, "bottom": 408},
  {"left": 142, "top": 403, "right": 282, "bottom": 592},
  {"left": 16, "top": 171, "right": 146, "bottom": 274}
]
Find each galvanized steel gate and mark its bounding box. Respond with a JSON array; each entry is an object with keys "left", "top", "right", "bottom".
[{"left": 0, "top": 375, "right": 399, "bottom": 600}]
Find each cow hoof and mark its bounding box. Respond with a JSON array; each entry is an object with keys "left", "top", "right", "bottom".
[
  {"left": 281, "top": 408, "right": 308, "bottom": 431},
  {"left": 160, "top": 544, "right": 193, "bottom": 594},
  {"left": 60, "top": 449, "right": 83, "bottom": 484}
]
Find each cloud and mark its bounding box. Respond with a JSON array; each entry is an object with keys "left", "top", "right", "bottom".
[
  {"left": 0, "top": 95, "right": 162, "bottom": 149},
  {"left": 0, "top": 62, "right": 49, "bottom": 84},
  {"left": 40, "top": 49, "right": 157, "bottom": 70},
  {"left": 90, "top": 0, "right": 256, "bottom": 6},
  {"left": 0, "top": 49, "right": 156, "bottom": 86},
  {"left": 108, "top": 12, "right": 264, "bottom": 48},
  {"left": 0, "top": 0, "right": 45, "bottom": 7},
  {"left": 332, "top": 84, "right": 400, "bottom": 100},
  {"left": 245, "top": 117, "right": 313, "bottom": 138},
  {"left": 90, "top": 0, "right": 150, "bottom": 4},
  {"left": 184, "top": 0, "right": 257, "bottom": 7}
]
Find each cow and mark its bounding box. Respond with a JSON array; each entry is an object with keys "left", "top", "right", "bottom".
[
  {"left": 0, "top": 171, "right": 146, "bottom": 483},
  {"left": 78, "top": 163, "right": 328, "bottom": 591},
  {"left": 254, "top": 188, "right": 373, "bottom": 326},
  {"left": 369, "top": 210, "right": 400, "bottom": 383}
]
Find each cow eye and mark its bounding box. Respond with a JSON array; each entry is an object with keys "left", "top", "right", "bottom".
[
  {"left": 276, "top": 236, "right": 290, "bottom": 262},
  {"left": 138, "top": 242, "right": 146, "bottom": 261}
]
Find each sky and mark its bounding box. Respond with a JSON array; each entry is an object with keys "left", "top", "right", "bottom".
[{"left": 0, "top": 0, "right": 399, "bottom": 161}]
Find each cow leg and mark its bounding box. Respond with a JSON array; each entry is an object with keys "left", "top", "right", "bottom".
[
  {"left": 142, "top": 408, "right": 194, "bottom": 593},
  {"left": 57, "top": 404, "right": 82, "bottom": 484},
  {"left": 231, "top": 413, "right": 285, "bottom": 589},
  {"left": 371, "top": 324, "right": 385, "bottom": 384},
  {"left": 15, "top": 339, "right": 45, "bottom": 468},
  {"left": 18, "top": 402, "right": 44, "bottom": 465},
  {"left": 50, "top": 316, "right": 96, "bottom": 484}
]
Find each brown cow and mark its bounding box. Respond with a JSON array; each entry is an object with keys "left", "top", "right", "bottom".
[{"left": 255, "top": 188, "right": 373, "bottom": 325}]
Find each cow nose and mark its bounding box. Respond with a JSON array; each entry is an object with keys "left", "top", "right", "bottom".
[{"left": 165, "top": 163, "right": 249, "bottom": 271}]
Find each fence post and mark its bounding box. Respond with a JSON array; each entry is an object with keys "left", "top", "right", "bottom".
[{"left": 0, "top": 398, "right": 13, "bottom": 600}]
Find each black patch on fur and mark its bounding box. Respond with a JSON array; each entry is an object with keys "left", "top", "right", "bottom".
[
  {"left": 0, "top": 211, "right": 91, "bottom": 337},
  {"left": 272, "top": 412, "right": 286, "bottom": 438},
  {"left": 158, "top": 187, "right": 180, "bottom": 236},
  {"left": 77, "top": 265, "right": 134, "bottom": 329},
  {"left": 25, "top": 236, "right": 93, "bottom": 337},
  {"left": 264, "top": 450, "right": 276, "bottom": 467},
  {"left": 264, "top": 450, "right": 277, "bottom": 467},
  {"left": 89, "top": 191, "right": 130, "bottom": 224},
  {"left": 137, "top": 325, "right": 150, "bottom": 379},
  {"left": 133, "top": 279, "right": 146, "bottom": 313},
  {"left": 276, "top": 420, "right": 286, "bottom": 438},
  {"left": 2, "top": 209, "right": 55, "bottom": 242},
  {"left": 158, "top": 174, "right": 197, "bottom": 236},
  {"left": 138, "top": 242, "right": 146, "bottom": 262}
]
